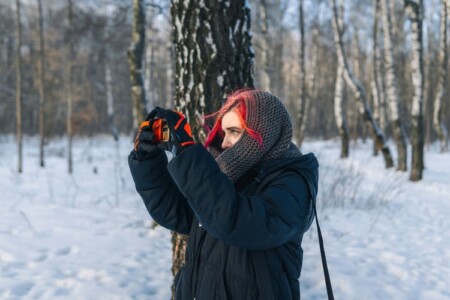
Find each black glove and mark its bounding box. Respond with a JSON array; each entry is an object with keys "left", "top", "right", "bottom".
[
  {"left": 152, "top": 107, "right": 195, "bottom": 156},
  {"left": 133, "top": 120, "right": 158, "bottom": 160}
]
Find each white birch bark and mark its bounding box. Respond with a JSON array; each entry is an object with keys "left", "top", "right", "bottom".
[
  {"left": 433, "top": 0, "right": 449, "bottom": 152},
  {"left": 335, "top": 63, "right": 349, "bottom": 157},
  {"left": 350, "top": 29, "right": 364, "bottom": 141},
  {"left": 127, "top": 0, "right": 147, "bottom": 133},
  {"left": 448, "top": 0, "right": 450, "bottom": 25},
  {"left": 144, "top": 5, "right": 156, "bottom": 112},
  {"left": 334, "top": 0, "right": 349, "bottom": 157},
  {"left": 372, "top": 0, "right": 381, "bottom": 156},
  {"left": 404, "top": 0, "right": 425, "bottom": 181},
  {"left": 330, "top": 0, "right": 394, "bottom": 168},
  {"left": 381, "top": 0, "right": 408, "bottom": 171},
  {"left": 106, "top": 64, "right": 118, "bottom": 141}
]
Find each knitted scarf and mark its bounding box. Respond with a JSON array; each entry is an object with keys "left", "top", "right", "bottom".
[{"left": 209, "top": 90, "right": 301, "bottom": 182}]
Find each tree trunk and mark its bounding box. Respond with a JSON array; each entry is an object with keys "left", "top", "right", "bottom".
[
  {"left": 433, "top": 0, "right": 449, "bottom": 152},
  {"left": 66, "top": 0, "right": 74, "bottom": 174},
  {"left": 15, "top": 0, "right": 23, "bottom": 173},
  {"left": 270, "top": 0, "right": 288, "bottom": 99},
  {"left": 330, "top": 0, "right": 394, "bottom": 168},
  {"left": 333, "top": 0, "right": 349, "bottom": 158},
  {"left": 37, "top": 0, "right": 46, "bottom": 168},
  {"left": 405, "top": 0, "right": 425, "bottom": 181},
  {"left": 144, "top": 5, "right": 156, "bottom": 112},
  {"left": 170, "top": 0, "right": 254, "bottom": 298},
  {"left": 350, "top": 29, "right": 364, "bottom": 143},
  {"left": 106, "top": 64, "right": 118, "bottom": 141},
  {"left": 297, "top": 0, "right": 307, "bottom": 147},
  {"left": 298, "top": 23, "right": 320, "bottom": 147},
  {"left": 127, "top": 0, "right": 147, "bottom": 133},
  {"left": 171, "top": 0, "right": 253, "bottom": 135},
  {"left": 257, "top": 0, "right": 271, "bottom": 91},
  {"left": 371, "top": 0, "right": 382, "bottom": 156},
  {"left": 381, "top": 0, "right": 408, "bottom": 171},
  {"left": 335, "top": 64, "right": 349, "bottom": 158}
]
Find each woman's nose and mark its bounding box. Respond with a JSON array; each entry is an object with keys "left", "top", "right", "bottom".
[{"left": 222, "top": 135, "right": 231, "bottom": 149}]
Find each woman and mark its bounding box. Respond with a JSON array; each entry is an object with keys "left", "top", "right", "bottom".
[{"left": 128, "top": 89, "right": 318, "bottom": 299}]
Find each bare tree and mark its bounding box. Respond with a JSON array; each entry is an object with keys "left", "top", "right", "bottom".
[
  {"left": 333, "top": 0, "right": 349, "bottom": 158},
  {"left": 296, "top": 0, "right": 307, "bottom": 147},
  {"left": 404, "top": 0, "right": 425, "bottom": 181},
  {"left": 270, "top": 0, "right": 289, "bottom": 99},
  {"left": 256, "top": 0, "right": 271, "bottom": 90},
  {"left": 37, "top": 0, "right": 46, "bottom": 167},
  {"left": 170, "top": 0, "right": 254, "bottom": 298},
  {"left": 299, "top": 20, "right": 320, "bottom": 146},
  {"left": 374, "top": 3, "right": 387, "bottom": 138},
  {"left": 330, "top": 0, "right": 394, "bottom": 168},
  {"left": 66, "top": 0, "right": 74, "bottom": 174},
  {"left": 381, "top": 0, "right": 408, "bottom": 171},
  {"left": 433, "top": 0, "right": 448, "bottom": 152},
  {"left": 371, "top": 0, "right": 383, "bottom": 155},
  {"left": 144, "top": 4, "right": 156, "bottom": 112},
  {"left": 15, "top": 0, "right": 23, "bottom": 173},
  {"left": 127, "top": 0, "right": 147, "bottom": 133}
]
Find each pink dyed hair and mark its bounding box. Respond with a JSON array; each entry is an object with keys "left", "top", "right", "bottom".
[{"left": 204, "top": 89, "right": 263, "bottom": 149}]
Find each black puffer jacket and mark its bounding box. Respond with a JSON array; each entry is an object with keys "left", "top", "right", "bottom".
[{"left": 128, "top": 144, "right": 318, "bottom": 299}]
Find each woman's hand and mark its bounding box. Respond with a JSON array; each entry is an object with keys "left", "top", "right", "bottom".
[{"left": 150, "top": 107, "right": 195, "bottom": 156}]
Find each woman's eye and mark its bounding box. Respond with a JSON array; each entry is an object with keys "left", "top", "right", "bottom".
[{"left": 231, "top": 130, "right": 241, "bottom": 135}]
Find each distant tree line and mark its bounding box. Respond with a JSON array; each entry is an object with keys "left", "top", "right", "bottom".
[{"left": 0, "top": 0, "right": 448, "bottom": 174}]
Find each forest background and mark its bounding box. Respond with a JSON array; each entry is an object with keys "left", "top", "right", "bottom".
[
  {"left": 1, "top": 0, "right": 450, "bottom": 299},
  {"left": 1, "top": 0, "right": 448, "bottom": 174}
]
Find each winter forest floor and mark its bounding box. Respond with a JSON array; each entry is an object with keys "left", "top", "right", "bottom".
[{"left": 1, "top": 135, "right": 449, "bottom": 300}]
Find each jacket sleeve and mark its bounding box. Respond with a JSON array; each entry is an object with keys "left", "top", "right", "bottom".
[
  {"left": 128, "top": 150, "right": 194, "bottom": 235},
  {"left": 167, "top": 144, "right": 313, "bottom": 250}
]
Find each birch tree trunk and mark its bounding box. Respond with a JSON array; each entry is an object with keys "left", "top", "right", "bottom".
[
  {"left": 330, "top": 0, "right": 394, "bottom": 168},
  {"left": 335, "top": 64, "right": 349, "bottom": 157},
  {"left": 170, "top": 1, "right": 253, "bottom": 298},
  {"left": 350, "top": 29, "right": 364, "bottom": 142},
  {"left": 127, "top": 0, "right": 147, "bottom": 133},
  {"left": 296, "top": 0, "right": 308, "bottom": 147},
  {"left": 171, "top": 0, "right": 253, "bottom": 135},
  {"left": 381, "top": 0, "right": 408, "bottom": 171},
  {"left": 372, "top": 0, "right": 382, "bottom": 156},
  {"left": 334, "top": 0, "right": 349, "bottom": 157},
  {"left": 106, "top": 64, "right": 118, "bottom": 141},
  {"left": 15, "top": 0, "right": 23, "bottom": 173},
  {"left": 433, "top": 0, "right": 449, "bottom": 152},
  {"left": 66, "top": 0, "right": 74, "bottom": 174},
  {"left": 144, "top": 5, "right": 156, "bottom": 112},
  {"left": 37, "top": 0, "right": 46, "bottom": 167},
  {"left": 405, "top": 0, "right": 425, "bottom": 181},
  {"left": 298, "top": 23, "right": 320, "bottom": 147}
]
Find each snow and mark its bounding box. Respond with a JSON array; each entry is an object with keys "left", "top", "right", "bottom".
[{"left": 1, "top": 135, "right": 449, "bottom": 299}]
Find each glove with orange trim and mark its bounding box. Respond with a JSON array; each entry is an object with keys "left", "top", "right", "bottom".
[
  {"left": 133, "top": 119, "right": 161, "bottom": 161},
  {"left": 152, "top": 107, "right": 195, "bottom": 156}
]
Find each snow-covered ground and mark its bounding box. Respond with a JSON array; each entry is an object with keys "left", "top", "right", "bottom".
[{"left": 1, "top": 135, "right": 449, "bottom": 299}]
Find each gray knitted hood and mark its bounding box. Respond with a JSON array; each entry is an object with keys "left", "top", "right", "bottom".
[{"left": 210, "top": 90, "right": 301, "bottom": 182}]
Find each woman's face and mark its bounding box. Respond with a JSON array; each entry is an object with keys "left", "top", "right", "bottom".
[{"left": 221, "top": 110, "right": 244, "bottom": 149}]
